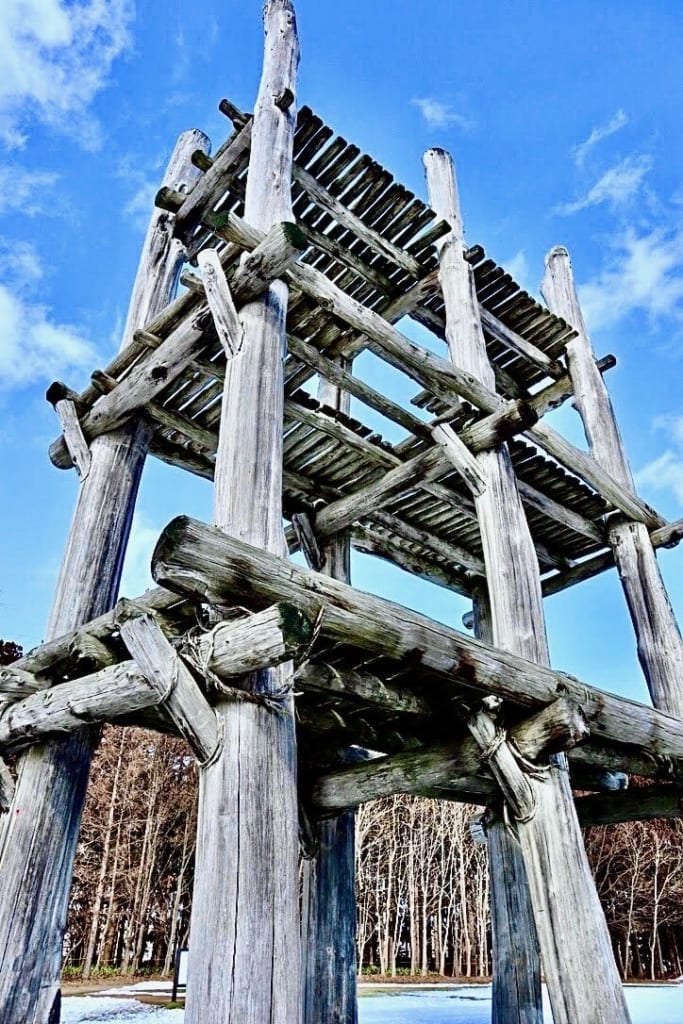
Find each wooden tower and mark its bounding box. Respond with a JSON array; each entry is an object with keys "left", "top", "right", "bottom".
[{"left": 2, "top": 2, "right": 683, "bottom": 1022}]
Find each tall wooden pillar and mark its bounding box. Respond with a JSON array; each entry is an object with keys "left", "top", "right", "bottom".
[
  {"left": 184, "top": 4, "right": 301, "bottom": 1023},
  {"left": 0, "top": 130, "right": 207, "bottom": 1024},
  {"left": 301, "top": 374, "right": 357, "bottom": 1024},
  {"left": 472, "top": 580, "right": 542, "bottom": 1024},
  {"left": 542, "top": 247, "right": 683, "bottom": 719},
  {"left": 425, "top": 150, "right": 631, "bottom": 1024}
]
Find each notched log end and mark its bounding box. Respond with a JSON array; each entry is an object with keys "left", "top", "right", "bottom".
[
  {"left": 155, "top": 186, "right": 184, "bottom": 213},
  {"left": 46, "top": 381, "right": 70, "bottom": 407},
  {"left": 278, "top": 601, "right": 314, "bottom": 650}
]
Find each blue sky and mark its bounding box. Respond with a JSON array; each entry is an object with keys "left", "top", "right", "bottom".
[{"left": 1, "top": 0, "right": 682, "bottom": 707}]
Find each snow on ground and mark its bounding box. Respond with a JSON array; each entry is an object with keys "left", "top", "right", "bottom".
[{"left": 62, "top": 982, "right": 683, "bottom": 1023}]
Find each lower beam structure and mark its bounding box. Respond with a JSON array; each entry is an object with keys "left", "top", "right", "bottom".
[{"left": 302, "top": 811, "right": 357, "bottom": 1024}]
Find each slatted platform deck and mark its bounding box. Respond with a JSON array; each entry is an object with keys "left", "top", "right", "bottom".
[{"left": 48, "top": 102, "right": 628, "bottom": 598}]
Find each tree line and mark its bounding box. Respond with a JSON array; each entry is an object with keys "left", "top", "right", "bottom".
[{"left": 54, "top": 726, "right": 683, "bottom": 981}]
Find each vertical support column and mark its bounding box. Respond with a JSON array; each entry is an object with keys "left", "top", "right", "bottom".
[
  {"left": 184, "top": 4, "right": 300, "bottom": 1024},
  {"left": 542, "top": 247, "right": 683, "bottom": 718},
  {"left": 472, "top": 580, "right": 542, "bottom": 1024},
  {"left": 0, "top": 131, "right": 207, "bottom": 1024},
  {"left": 425, "top": 150, "right": 630, "bottom": 1024},
  {"left": 301, "top": 373, "right": 357, "bottom": 1024}
]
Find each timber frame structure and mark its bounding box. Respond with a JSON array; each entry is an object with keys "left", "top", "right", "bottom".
[{"left": 2, "top": 3, "right": 683, "bottom": 1022}]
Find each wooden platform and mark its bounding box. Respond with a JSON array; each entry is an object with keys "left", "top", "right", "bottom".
[{"left": 46, "top": 102, "right": 649, "bottom": 600}]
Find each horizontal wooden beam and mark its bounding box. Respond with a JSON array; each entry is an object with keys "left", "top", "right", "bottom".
[
  {"left": 313, "top": 697, "right": 588, "bottom": 811},
  {"left": 151, "top": 517, "right": 683, "bottom": 765}
]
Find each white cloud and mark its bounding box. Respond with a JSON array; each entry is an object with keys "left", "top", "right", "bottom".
[
  {"left": 123, "top": 180, "right": 157, "bottom": 231},
  {"left": 571, "top": 109, "right": 628, "bottom": 168},
  {"left": 504, "top": 249, "right": 530, "bottom": 291},
  {"left": 0, "top": 240, "right": 96, "bottom": 389},
  {"left": 578, "top": 227, "right": 683, "bottom": 333},
  {"left": 555, "top": 154, "right": 652, "bottom": 216},
  {"left": 412, "top": 98, "right": 475, "bottom": 131},
  {"left": 0, "top": 165, "right": 60, "bottom": 215},
  {"left": 635, "top": 417, "right": 683, "bottom": 509},
  {"left": 120, "top": 511, "right": 162, "bottom": 597},
  {"left": 0, "top": 0, "right": 133, "bottom": 150}
]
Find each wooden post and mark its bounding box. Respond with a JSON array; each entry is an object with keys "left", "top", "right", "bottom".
[
  {"left": 301, "top": 360, "right": 357, "bottom": 1023},
  {"left": 0, "top": 130, "right": 207, "bottom": 1024},
  {"left": 183, "top": 5, "right": 301, "bottom": 1024},
  {"left": 542, "top": 246, "right": 683, "bottom": 719},
  {"left": 472, "top": 579, "right": 543, "bottom": 1024},
  {"left": 424, "top": 149, "right": 631, "bottom": 1024}
]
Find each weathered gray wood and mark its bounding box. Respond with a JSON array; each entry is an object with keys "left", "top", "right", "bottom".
[
  {"left": 543, "top": 517, "right": 683, "bottom": 595},
  {"left": 487, "top": 817, "right": 542, "bottom": 1024},
  {"left": 302, "top": 812, "right": 357, "bottom": 1024},
  {"left": 152, "top": 519, "right": 683, "bottom": 766},
  {"left": 197, "top": 248, "right": 243, "bottom": 357},
  {"left": 0, "top": 130, "right": 205, "bottom": 1024},
  {"left": 425, "top": 149, "right": 630, "bottom": 1024},
  {"left": 313, "top": 697, "right": 588, "bottom": 811},
  {"left": 46, "top": 384, "right": 91, "bottom": 480},
  {"left": 431, "top": 422, "right": 487, "bottom": 496},
  {"left": 0, "top": 759, "right": 14, "bottom": 813},
  {"left": 302, "top": 353, "right": 357, "bottom": 1024},
  {"left": 118, "top": 606, "right": 221, "bottom": 765},
  {"left": 542, "top": 246, "right": 683, "bottom": 718},
  {"left": 184, "top": 5, "right": 301, "bottom": 1023},
  {"left": 479, "top": 305, "right": 565, "bottom": 380},
  {"left": 291, "top": 511, "right": 323, "bottom": 571},
  {"left": 472, "top": 578, "right": 542, "bottom": 1024},
  {"left": 469, "top": 707, "right": 630, "bottom": 1022},
  {"left": 0, "top": 663, "right": 160, "bottom": 753}
]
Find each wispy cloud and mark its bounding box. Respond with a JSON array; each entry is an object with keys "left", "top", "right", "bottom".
[
  {"left": 635, "top": 416, "right": 683, "bottom": 508},
  {"left": 504, "top": 249, "right": 530, "bottom": 291},
  {"left": 412, "top": 97, "right": 475, "bottom": 131},
  {"left": 120, "top": 511, "right": 162, "bottom": 597},
  {"left": 0, "top": 165, "right": 60, "bottom": 215},
  {"left": 578, "top": 227, "right": 683, "bottom": 333},
  {"left": 0, "top": 239, "right": 95, "bottom": 389},
  {"left": 0, "top": 0, "right": 133, "bottom": 150},
  {"left": 571, "top": 109, "right": 628, "bottom": 168},
  {"left": 555, "top": 154, "right": 652, "bottom": 216}
]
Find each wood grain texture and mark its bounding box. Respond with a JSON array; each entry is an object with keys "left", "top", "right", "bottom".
[
  {"left": 151, "top": 519, "right": 683, "bottom": 766},
  {"left": 184, "top": 4, "right": 301, "bottom": 1023},
  {"left": 425, "top": 149, "right": 630, "bottom": 1024},
  {"left": 0, "top": 131, "right": 204, "bottom": 1024}
]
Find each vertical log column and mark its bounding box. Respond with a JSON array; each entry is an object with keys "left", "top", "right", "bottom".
[
  {"left": 472, "top": 580, "right": 542, "bottom": 1024},
  {"left": 184, "top": 4, "right": 300, "bottom": 1024},
  {"left": 542, "top": 247, "right": 683, "bottom": 719},
  {"left": 301, "top": 375, "right": 357, "bottom": 1024},
  {"left": 0, "top": 130, "right": 208, "bottom": 1024},
  {"left": 425, "top": 150, "right": 630, "bottom": 1024}
]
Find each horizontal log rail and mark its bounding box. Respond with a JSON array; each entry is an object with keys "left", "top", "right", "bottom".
[{"left": 151, "top": 518, "right": 683, "bottom": 766}]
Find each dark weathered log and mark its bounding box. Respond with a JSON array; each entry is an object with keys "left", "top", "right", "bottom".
[
  {"left": 543, "top": 246, "right": 683, "bottom": 718},
  {"left": 291, "top": 512, "right": 323, "bottom": 571},
  {"left": 487, "top": 816, "right": 542, "bottom": 1024},
  {"left": 0, "top": 129, "right": 207, "bottom": 1024},
  {"left": 302, "top": 360, "right": 357, "bottom": 1024},
  {"left": 185, "top": 4, "right": 301, "bottom": 1023},
  {"left": 302, "top": 812, "right": 357, "bottom": 1024},
  {"left": 0, "top": 758, "right": 14, "bottom": 813},
  {"left": 151, "top": 519, "right": 683, "bottom": 767},
  {"left": 118, "top": 605, "right": 221, "bottom": 765},
  {"left": 313, "top": 697, "right": 588, "bottom": 812},
  {"left": 576, "top": 785, "right": 683, "bottom": 825},
  {"left": 295, "top": 662, "right": 430, "bottom": 717},
  {"left": 425, "top": 149, "right": 629, "bottom": 1024}
]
